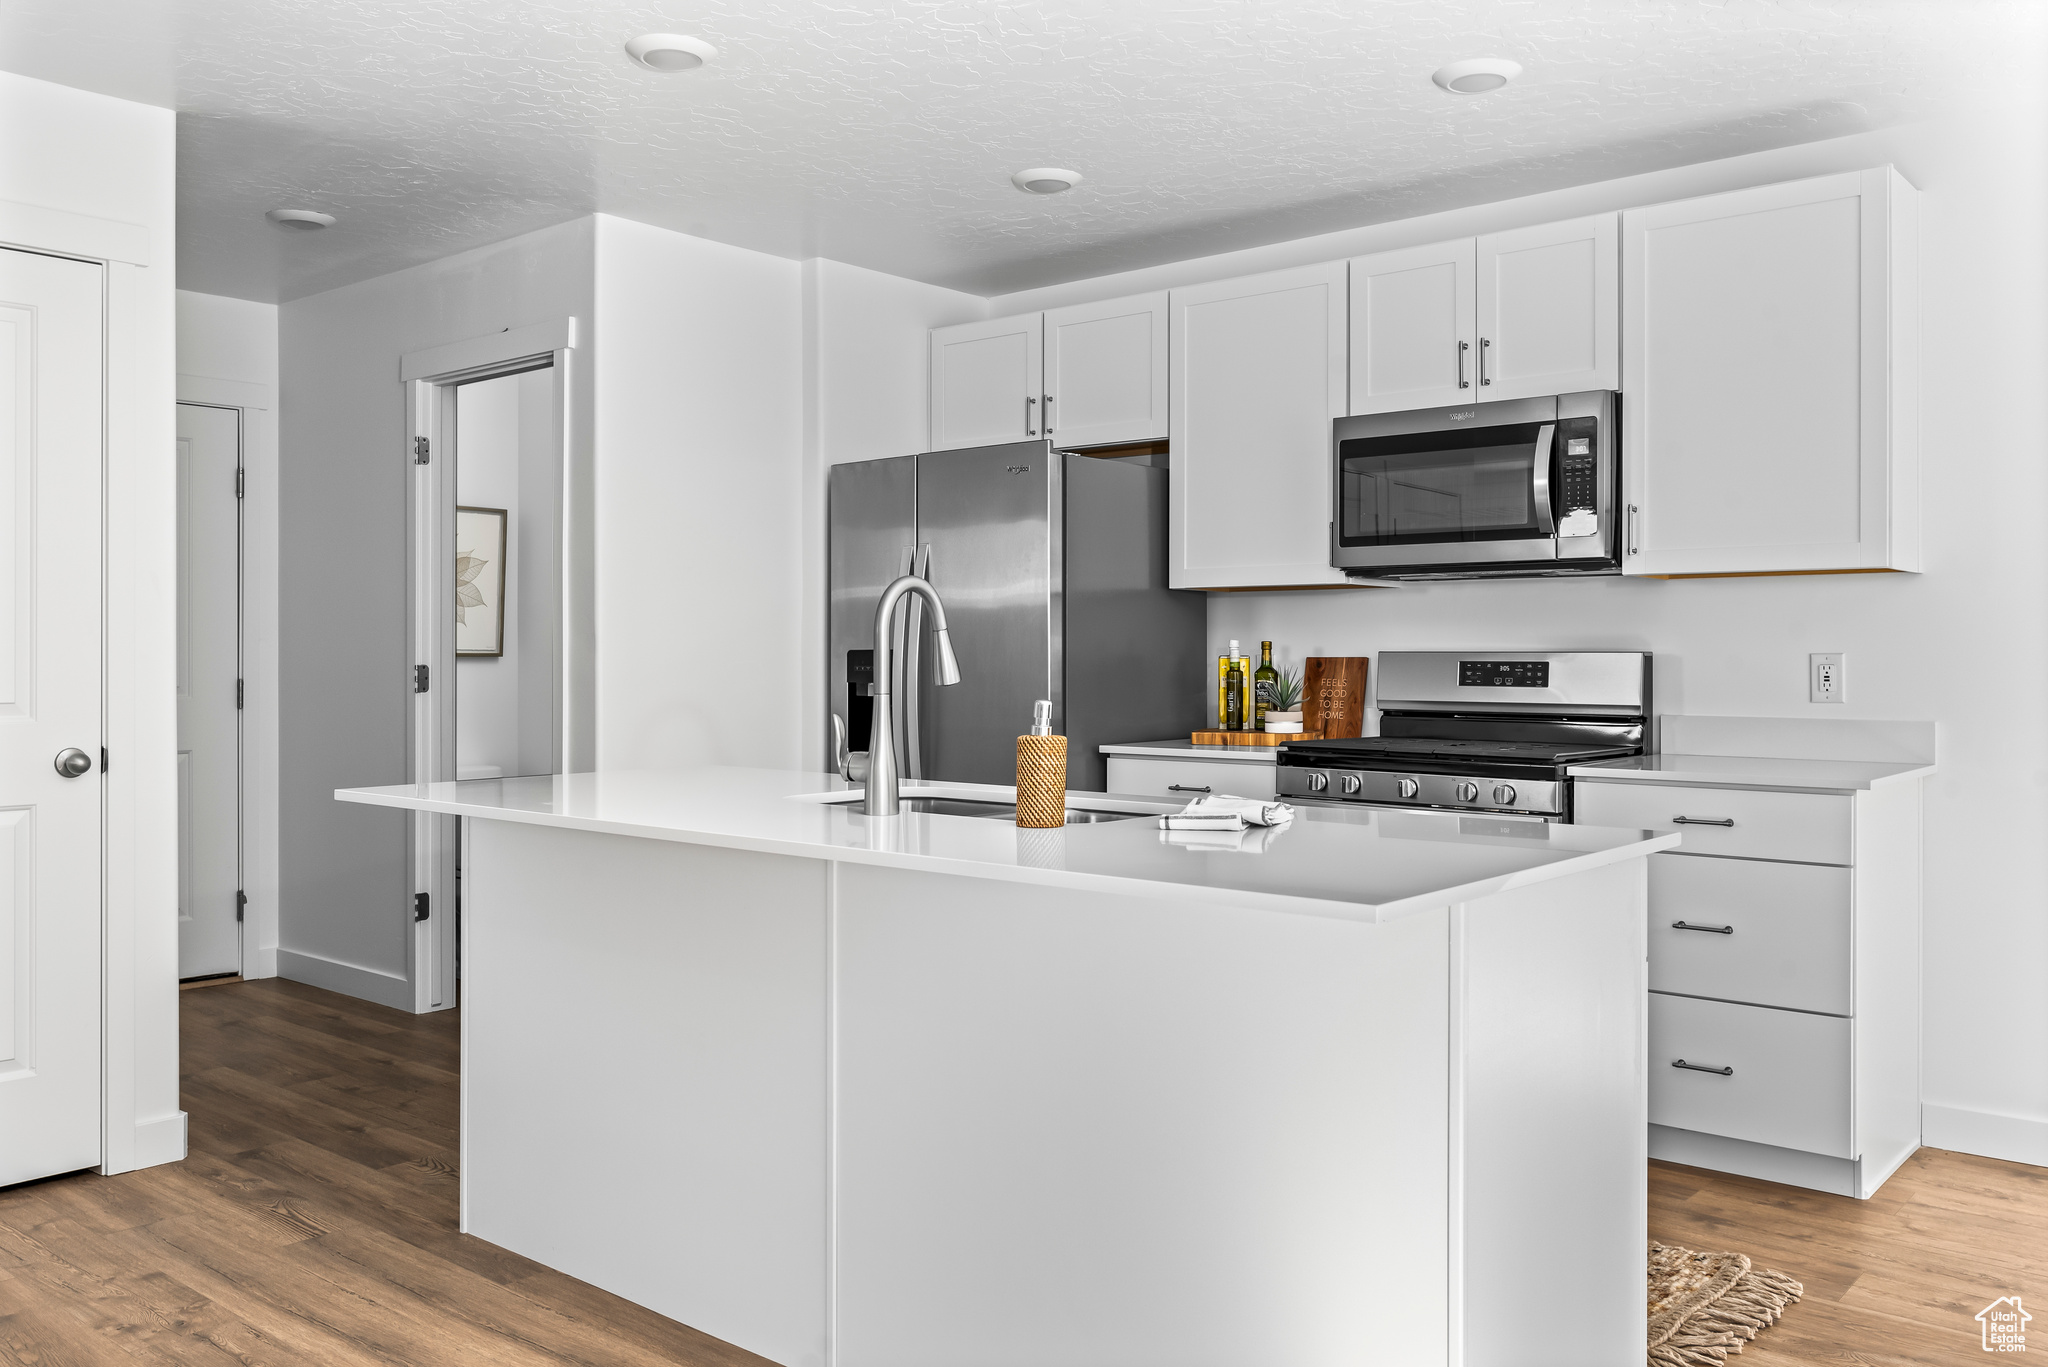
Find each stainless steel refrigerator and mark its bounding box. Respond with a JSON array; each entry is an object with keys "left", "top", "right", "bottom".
[{"left": 829, "top": 440, "right": 1206, "bottom": 792}]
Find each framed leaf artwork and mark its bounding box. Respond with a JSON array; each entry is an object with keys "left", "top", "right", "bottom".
[{"left": 456, "top": 506, "right": 507, "bottom": 656}]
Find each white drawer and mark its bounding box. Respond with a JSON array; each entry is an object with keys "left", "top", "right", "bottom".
[
  {"left": 1576, "top": 782, "right": 1851, "bottom": 865},
  {"left": 1105, "top": 756, "right": 1277, "bottom": 802},
  {"left": 1648, "top": 854, "right": 1851, "bottom": 1015},
  {"left": 1648, "top": 994, "right": 1852, "bottom": 1158}
]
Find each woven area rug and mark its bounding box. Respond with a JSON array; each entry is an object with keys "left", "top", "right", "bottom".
[{"left": 1648, "top": 1242, "right": 1804, "bottom": 1366}]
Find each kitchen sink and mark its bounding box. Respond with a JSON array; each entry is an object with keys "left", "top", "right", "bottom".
[{"left": 796, "top": 790, "right": 1156, "bottom": 824}]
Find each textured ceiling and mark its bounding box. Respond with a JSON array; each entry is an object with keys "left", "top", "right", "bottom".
[{"left": 0, "top": 0, "right": 2028, "bottom": 303}]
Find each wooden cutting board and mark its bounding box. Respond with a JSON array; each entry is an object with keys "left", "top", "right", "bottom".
[
  {"left": 1188, "top": 729, "right": 1326, "bottom": 747},
  {"left": 1303, "top": 657, "right": 1370, "bottom": 739}
]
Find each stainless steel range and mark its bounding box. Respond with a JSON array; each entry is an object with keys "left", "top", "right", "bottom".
[{"left": 1275, "top": 650, "right": 1652, "bottom": 822}]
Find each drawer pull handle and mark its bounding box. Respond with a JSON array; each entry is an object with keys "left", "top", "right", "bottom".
[
  {"left": 1167, "top": 784, "right": 1212, "bottom": 793},
  {"left": 1672, "top": 816, "right": 1735, "bottom": 827},
  {"left": 1672, "top": 920, "right": 1735, "bottom": 935},
  {"left": 1672, "top": 1059, "right": 1734, "bottom": 1076}
]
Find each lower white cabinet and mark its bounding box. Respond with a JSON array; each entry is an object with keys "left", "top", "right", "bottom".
[
  {"left": 1105, "top": 755, "right": 1277, "bottom": 802},
  {"left": 1579, "top": 771, "right": 1923, "bottom": 1199}
]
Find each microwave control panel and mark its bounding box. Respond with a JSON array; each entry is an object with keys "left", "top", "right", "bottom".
[{"left": 1556, "top": 416, "right": 1600, "bottom": 515}]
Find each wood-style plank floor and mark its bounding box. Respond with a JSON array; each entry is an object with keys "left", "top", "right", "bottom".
[
  {"left": 0, "top": 978, "right": 773, "bottom": 1366},
  {"left": 1, "top": 977, "right": 2041, "bottom": 1365}
]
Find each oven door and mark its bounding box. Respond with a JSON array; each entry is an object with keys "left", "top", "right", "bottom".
[{"left": 1330, "top": 394, "right": 1560, "bottom": 572}]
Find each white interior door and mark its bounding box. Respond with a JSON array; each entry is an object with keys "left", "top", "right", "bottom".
[
  {"left": 927, "top": 314, "right": 1043, "bottom": 450},
  {"left": 1348, "top": 239, "right": 1475, "bottom": 415},
  {"left": 176, "top": 402, "right": 241, "bottom": 979},
  {"left": 1475, "top": 213, "right": 1619, "bottom": 402},
  {"left": 1043, "top": 292, "right": 1167, "bottom": 449},
  {"left": 0, "top": 246, "right": 105, "bottom": 1185}
]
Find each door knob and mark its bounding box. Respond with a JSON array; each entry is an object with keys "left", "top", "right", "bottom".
[{"left": 54, "top": 748, "right": 92, "bottom": 778}]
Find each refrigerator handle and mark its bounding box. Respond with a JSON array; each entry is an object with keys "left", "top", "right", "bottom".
[{"left": 904, "top": 543, "right": 932, "bottom": 779}]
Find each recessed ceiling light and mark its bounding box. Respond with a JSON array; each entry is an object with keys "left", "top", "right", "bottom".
[
  {"left": 1431, "top": 58, "right": 1523, "bottom": 94},
  {"left": 265, "top": 208, "right": 336, "bottom": 230},
  {"left": 1012, "top": 167, "right": 1083, "bottom": 195},
  {"left": 625, "top": 33, "right": 717, "bottom": 71}
]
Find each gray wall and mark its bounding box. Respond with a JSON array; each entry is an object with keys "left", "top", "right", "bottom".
[{"left": 278, "top": 217, "right": 596, "bottom": 1004}]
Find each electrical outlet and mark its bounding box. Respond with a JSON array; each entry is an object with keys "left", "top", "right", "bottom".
[{"left": 1810, "top": 652, "right": 1845, "bottom": 704}]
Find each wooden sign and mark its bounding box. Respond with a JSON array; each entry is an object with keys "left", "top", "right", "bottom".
[{"left": 1303, "top": 657, "right": 1370, "bottom": 739}]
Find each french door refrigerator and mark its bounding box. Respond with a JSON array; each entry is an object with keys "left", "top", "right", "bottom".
[{"left": 829, "top": 440, "right": 1206, "bottom": 792}]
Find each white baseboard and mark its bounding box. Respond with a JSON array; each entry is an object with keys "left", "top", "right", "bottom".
[
  {"left": 1923, "top": 1103, "right": 2048, "bottom": 1168},
  {"left": 276, "top": 948, "right": 413, "bottom": 1012},
  {"left": 102, "top": 1111, "right": 186, "bottom": 1175}
]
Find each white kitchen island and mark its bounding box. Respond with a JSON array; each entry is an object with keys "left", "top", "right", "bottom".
[{"left": 336, "top": 767, "right": 1677, "bottom": 1367}]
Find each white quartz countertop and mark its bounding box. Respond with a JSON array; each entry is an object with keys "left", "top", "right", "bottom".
[
  {"left": 1098, "top": 739, "right": 1283, "bottom": 764},
  {"left": 1568, "top": 753, "right": 1935, "bottom": 792},
  {"left": 336, "top": 766, "right": 1677, "bottom": 924}
]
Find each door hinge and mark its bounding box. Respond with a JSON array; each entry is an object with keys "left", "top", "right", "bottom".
[
  {"left": 413, "top": 436, "right": 430, "bottom": 465},
  {"left": 413, "top": 892, "right": 430, "bottom": 922},
  {"left": 236, "top": 678, "right": 245, "bottom": 710},
  {"left": 100, "top": 746, "right": 108, "bottom": 774},
  {"left": 235, "top": 466, "right": 245, "bottom": 499},
  {"left": 236, "top": 890, "right": 247, "bottom": 923},
  {"left": 413, "top": 664, "right": 429, "bottom": 693}
]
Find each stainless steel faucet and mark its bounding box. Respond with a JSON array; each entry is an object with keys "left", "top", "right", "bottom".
[{"left": 863, "top": 574, "right": 961, "bottom": 815}]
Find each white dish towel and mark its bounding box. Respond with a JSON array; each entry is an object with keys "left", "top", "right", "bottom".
[{"left": 1158, "top": 794, "right": 1296, "bottom": 831}]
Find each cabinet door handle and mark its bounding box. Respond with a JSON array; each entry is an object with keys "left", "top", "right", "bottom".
[
  {"left": 1672, "top": 920, "right": 1735, "bottom": 935},
  {"left": 1672, "top": 1059, "right": 1734, "bottom": 1076},
  {"left": 1626, "top": 504, "right": 1639, "bottom": 557},
  {"left": 1479, "top": 336, "right": 1492, "bottom": 386},
  {"left": 1672, "top": 816, "right": 1735, "bottom": 827},
  {"left": 1025, "top": 395, "right": 1037, "bottom": 435},
  {"left": 1043, "top": 393, "right": 1054, "bottom": 432},
  {"left": 1166, "top": 783, "right": 1212, "bottom": 793},
  {"left": 1457, "top": 340, "right": 1470, "bottom": 389}
]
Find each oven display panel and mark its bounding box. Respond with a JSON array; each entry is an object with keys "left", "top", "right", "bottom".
[{"left": 1459, "top": 660, "right": 1550, "bottom": 688}]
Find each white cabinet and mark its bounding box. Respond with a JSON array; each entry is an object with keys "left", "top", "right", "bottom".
[
  {"left": 1348, "top": 213, "right": 1616, "bottom": 415},
  {"left": 1621, "top": 168, "right": 1920, "bottom": 576},
  {"left": 1348, "top": 238, "right": 1474, "bottom": 414},
  {"left": 930, "top": 292, "right": 1165, "bottom": 453},
  {"left": 929, "top": 313, "right": 1042, "bottom": 450},
  {"left": 1043, "top": 293, "right": 1168, "bottom": 449},
  {"left": 1579, "top": 769, "right": 1923, "bottom": 1199},
  {"left": 1170, "top": 262, "right": 1349, "bottom": 589},
  {"left": 1476, "top": 214, "right": 1619, "bottom": 402},
  {"left": 1105, "top": 755, "right": 1277, "bottom": 802}
]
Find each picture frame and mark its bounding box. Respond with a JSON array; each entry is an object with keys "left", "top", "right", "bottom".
[{"left": 456, "top": 505, "right": 507, "bottom": 657}]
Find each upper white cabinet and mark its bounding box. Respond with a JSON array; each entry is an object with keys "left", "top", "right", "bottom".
[
  {"left": 1349, "top": 238, "right": 1475, "bottom": 414},
  {"left": 1043, "top": 293, "right": 1168, "bottom": 449},
  {"left": 930, "top": 292, "right": 1166, "bottom": 452},
  {"left": 1170, "top": 261, "right": 1349, "bottom": 590},
  {"left": 1349, "top": 213, "right": 1617, "bottom": 415},
  {"left": 1476, "top": 214, "right": 1619, "bottom": 402},
  {"left": 929, "top": 313, "right": 1043, "bottom": 450},
  {"left": 1622, "top": 168, "right": 1919, "bottom": 577}
]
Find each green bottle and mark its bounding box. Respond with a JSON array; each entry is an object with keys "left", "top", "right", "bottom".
[{"left": 1254, "top": 641, "right": 1278, "bottom": 731}]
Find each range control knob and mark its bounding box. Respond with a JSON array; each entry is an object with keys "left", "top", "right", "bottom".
[
  {"left": 1455, "top": 781, "right": 1480, "bottom": 802},
  {"left": 1306, "top": 771, "right": 1329, "bottom": 793},
  {"left": 1339, "top": 773, "right": 1362, "bottom": 796},
  {"left": 1494, "top": 783, "right": 1518, "bottom": 806},
  {"left": 1396, "top": 777, "right": 1419, "bottom": 799}
]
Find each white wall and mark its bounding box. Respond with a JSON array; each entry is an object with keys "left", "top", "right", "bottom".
[
  {"left": 799, "top": 258, "right": 985, "bottom": 767},
  {"left": 591, "top": 215, "right": 808, "bottom": 771},
  {"left": 0, "top": 70, "right": 180, "bottom": 1170},
  {"left": 989, "top": 96, "right": 2048, "bottom": 1167},
  {"left": 175, "top": 289, "right": 282, "bottom": 982},
  {"left": 279, "top": 217, "right": 596, "bottom": 1009}
]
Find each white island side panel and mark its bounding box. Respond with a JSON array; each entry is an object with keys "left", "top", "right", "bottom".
[{"left": 830, "top": 862, "right": 1451, "bottom": 1367}]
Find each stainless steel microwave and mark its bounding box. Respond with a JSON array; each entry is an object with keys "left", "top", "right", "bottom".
[{"left": 1329, "top": 390, "right": 1619, "bottom": 579}]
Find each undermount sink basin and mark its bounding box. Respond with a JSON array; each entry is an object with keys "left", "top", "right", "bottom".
[{"left": 895, "top": 796, "right": 1147, "bottom": 825}]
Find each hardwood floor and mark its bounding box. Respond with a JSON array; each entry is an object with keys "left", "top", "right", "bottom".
[
  {"left": 1, "top": 976, "right": 2040, "bottom": 1366},
  {"left": 1651, "top": 1149, "right": 2047, "bottom": 1365},
  {"left": 0, "top": 978, "right": 773, "bottom": 1366}
]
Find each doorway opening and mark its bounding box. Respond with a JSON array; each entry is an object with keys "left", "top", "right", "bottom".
[{"left": 176, "top": 400, "right": 242, "bottom": 983}]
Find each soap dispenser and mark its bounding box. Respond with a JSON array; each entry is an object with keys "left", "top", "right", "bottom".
[{"left": 1015, "top": 699, "right": 1067, "bottom": 828}]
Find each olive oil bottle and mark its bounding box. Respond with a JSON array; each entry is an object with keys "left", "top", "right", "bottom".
[
  {"left": 1224, "top": 640, "right": 1247, "bottom": 731},
  {"left": 1253, "top": 641, "right": 1278, "bottom": 730}
]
